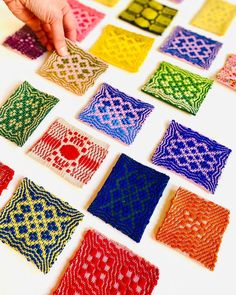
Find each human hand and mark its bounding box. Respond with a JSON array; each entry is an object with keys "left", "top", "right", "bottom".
[{"left": 4, "top": 0, "right": 77, "bottom": 56}]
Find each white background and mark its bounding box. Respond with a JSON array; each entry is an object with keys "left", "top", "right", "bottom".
[{"left": 0, "top": 0, "right": 236, "bottom": 294}]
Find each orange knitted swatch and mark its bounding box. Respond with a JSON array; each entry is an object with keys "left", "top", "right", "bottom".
[{"left": 156, "top": 187, "right": 229, "bottom": 270}]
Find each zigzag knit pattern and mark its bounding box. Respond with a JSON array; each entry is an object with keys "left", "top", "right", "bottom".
[
  {"left": 0, "top": 162, "right": 14, "bottom": 195},
  {"left": 0, "top": 178, "right": 84, "bottom": 273},
  {"left": 156, "top": 187, "right": 230, "bottom": 270},
  {"left": 53, "top": 230, "right": 159, "bottom": 294},
  {"left": 152, "top": 120, "right": 231, "bottom": 193}
]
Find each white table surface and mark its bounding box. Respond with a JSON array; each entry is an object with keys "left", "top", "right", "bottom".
[{"left": 0, "top": 0, "right": 236, "bottom": 294}]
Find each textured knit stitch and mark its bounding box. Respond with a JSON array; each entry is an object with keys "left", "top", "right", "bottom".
[
  {"left": 160, "top": 26, "right": 222, "bottom": 69},
  {"left": 0, "top": 81, "right": 59, "bottom": 147},
  {"left": 0, "top": 178, "right": 84, "bottom": 273},
  {"left": 191, "top": 0, "right": 236, "bottom": 36},
  {"left": 79, "top": 83, "right": 154, "bottom": 144},
  {"left": 142, "top": 61, "right": 213, "bottom": 115},
  {"left": 28, "top": 118, "right": 109, "bottom": 187},
  {"left": 119, "top": 0, "right": 177, "bottom": 35},
  {"left": 0, "top": 163, "right": 14, "bottom": 195},
  {"left": 68, "top": 0, "right": 105, "bottom": 41},
  {"left": 90, "top": 25, "right": 154, "bottom": 72},
  {"left": 216, "top": 54, "right": 236, "bottom": 90},
  {"left": 53, "top": 230, "right": 159, "bottom": 294},
  {"left": 39, "top": 39, "right": 108, "bottom": 95},
  {"left": 152, "top": 120, "right": 231, "bottom": 193},
  {"left": 156, "top": 187, "right": 230, "bottom": 270},
  {"left": 88, "top": 154, "right": 169, "bottom": 242},
  {"left": 3, "top": 25, "right": 46, "bottom": 59},
  {"left": 94, "top": 0, "right": 120, "bottom": 7}
]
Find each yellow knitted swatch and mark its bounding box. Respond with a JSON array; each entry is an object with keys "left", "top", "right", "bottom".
[
  {"left": 94, "top": 0, "right": 119, "bottom": 7},
  {"left": 191, "top": 0, "right": 236, "bottom": 36},
  {"left": 89, "top": 25, "right": 154, "bottom": 72}
]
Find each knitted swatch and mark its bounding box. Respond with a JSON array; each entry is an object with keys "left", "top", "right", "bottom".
[
  {"left": 90, "top": 25, "right": 154, "bottom": 72},
  {"left": 53, "top": 230, "right": 159, "bottom": 295},
  {"left": 0, "top": 81, "right": 59, "bottom": 147},
  {"left": 88, "top": 154, "right": 169, "bottom": 242},
  {"left": 39, "top": 39, "right": 108, "bottom": 95},
  {"left": 94, "top": 0, "right": 120, "bottom": 7},
  {"left": 119, "top": 0, "right": 177, "bottom": 35},
  {"left": 3, "top": 25, "right": 46, "bottom": 60},
  {"left": 142, "top": 61, "right": 213, "bottom": 115},
  {"left": 216, "top": 54, "right": 236, "bottom": 90},
  {"left": 0, "top": 178, "right": 83, "bottom": 273},
  {"left": 79, "top": 83, "right": 154, "bottom": 144},
  {"left": 0, "top": 163, "right": 14, "bottom": 195},
  {"left": 191, "top": 0, "right": 236, "bottom": 36},
  {"left": 68, "top": 0, "right": 105, "bottom": 41},
  {"left": 160, "top": 26, "right": 222, "bottom": 69},
  {"left": 152, "top": 120, "right": 231, "bottom": 193},
  {"left": 156, "top": 187, "right": 230, "bottom": 270},
  {"left": 28, "top": 118, "right": 109, "bottom": 187}
]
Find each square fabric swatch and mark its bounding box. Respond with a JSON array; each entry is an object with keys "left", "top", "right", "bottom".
[
  {"left": 191, "top": 0, "right": 236, "bottom": 36},
  {"left": 94, "top": 0, "right": 119, "bottom": 7},
  {"left": 53, "top": 230, "right": 159, "bottom": 295},
  {"left": 39, "top": 39, "right": 108, "bottom": 95},
  {"left": 88, "top": 154, "right": 169, "bottom": 242},
  {"left": 3, "top": 25, "right": 46, "bottom": 59},
  {"left": 90, "top": 25, "right": 154, "bottom": 72},
  {"left": 0, "top": 163, "right": 14, "bottom": 195},
  {"left": 0, "top": 178, "right": 84, "bottom": 273},
  {"left": 68, "top": 0, "right": 105, "bottom": 41},
  {"left": 142, "top": 61, "right": 213, "bottom": 115},
  {"left": 152, "top": 120, "right": 231, "bottom": 193},
  {"left": 156, "top": 187, "right": 230, "bottom": 270},
  {"left": 28, "top": 118, "right": 109, "bottom": 187},
  {"left": 0, "top": 81, "right": 59, "bottom": 147},
  {"left": 119, "top": 0, "right": 177, "bottom": 35},
  {"left": 216, "top": 54, "right": 236, "bottom": 90},
  {"left": 79, "top": 83, "right": 154, "bottom": 144},
  {"left": 160, "top": 26, "right": 222, "bottom": 69}
]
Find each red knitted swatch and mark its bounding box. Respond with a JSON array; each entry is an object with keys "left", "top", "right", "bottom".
[
  {"left": 156, "top": 187, "right": 230, "bottom": 270},
  {"left": 53, "top": 230, "right": 159, "bottom": 295},
  {"left": 0, "top": 163, "right": 14, "bottom": 195}
]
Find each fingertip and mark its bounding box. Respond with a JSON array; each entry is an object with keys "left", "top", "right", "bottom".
[{"left": 58, "top": 46, "right": 68, "bottom": 56}]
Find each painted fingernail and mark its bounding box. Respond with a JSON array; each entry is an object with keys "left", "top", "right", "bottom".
[{"left": 59, "top": 46, "right": 68, "bottom": 56}]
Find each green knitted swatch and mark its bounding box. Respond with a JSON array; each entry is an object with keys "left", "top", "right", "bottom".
[
  {"left": 0, "top": 81, "right": 59, "bottom": 146},
  {"left": 142, "top": 62, "right": 213, "bottom": 115}
]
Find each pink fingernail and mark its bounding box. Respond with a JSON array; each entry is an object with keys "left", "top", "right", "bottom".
[{"left": 59, "top": 46, "right": 68, "bottom": 56}]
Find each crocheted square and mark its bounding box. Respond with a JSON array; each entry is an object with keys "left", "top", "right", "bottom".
[
  {"left": 191, "top": 0, "right": 236, "bottom": 36},
  {"left": 28, "top": 118, "right": 109, "bottom": 187},
  {"left": 216, "top": 54, "right": 236, "bottom": 90},
  {"left": 119, "top": 0, "right": 177, "bottom": 35},
  {"left": 53, "top": 230, "right": 159, "bottom": 295},
  {"left": 152, "top": 120, "right": 231, "bottom": 193},
  {"left": 160, "top": 26, "right": 222, "bottom": 69},
  {"left": 0, "top": 81, "right": 59, "bottom": 147},
  {"left": 3, "top": 25, "right": 46, "bottom": 59},
  {"left": 156, "top": 187, "right": 230, "bottom": 270},
  {"left": 39, "top": 39, "right": 108, "bottom": 95},
  {"left": 68, "top": 0, "right": 105, "bottom": 41},
  {"left": 88, "top": 154, "right": 169, "bottom": 242},
  {"left": 142, "top": 61, "right": 213, "bottom": 115},
  {"left": 0, "top": 178, "right": 83, "bottom": 273},
  {"left": 90, "top": 25, "right": 154, "bottom": 72},
  {"left": 79, "top": 83, "right": 154, "bottom": 144},
  {"left": 0, "top": 163, "right": 14, "bottom": 196},
  {"left": 94, "top": 0, "right": 119, "bottom": 7}
]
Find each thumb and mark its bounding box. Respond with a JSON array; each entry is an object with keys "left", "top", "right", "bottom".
[{"left": 50, "top": 16, "right": 68, "bottom": 56}]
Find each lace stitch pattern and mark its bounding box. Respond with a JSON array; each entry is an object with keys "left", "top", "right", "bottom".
[
  {"left": 53, "top": 230, "right": 159, "bottom": 295},
  {"left": 39, "top": 39, "right": 108, "bottom": 95},
  {"left": 152, "top": 120, "right": 231, "bottom": 193},
  {"left": 79, "top": 83, "right": 154, "bottom": 144},
  {"left": 0, "top": 81, "right": 59, "bottom": 146},
  {"left": 156, "top": 187, "right": 230, "bottom": 270},
  {"left": 90, "top": 25, "right": 154, "bottom": 72},
  {"left": 88, "top": 154, "right": 169, "bottom": 242},
  {"left": 160, "top": 26, "right": 222, "bottom": 69},
  {"left": 0, "top": 163, "right": 14, "bottom": 195},
  {"left": 142, "top": 61, "right": 213, "bottom": 115},
  {"left": 216, "top": 54, "right": 236, "bottom": 90},
  {"left": 0, "top": 178, "right": 84, "bottom": 273}
]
